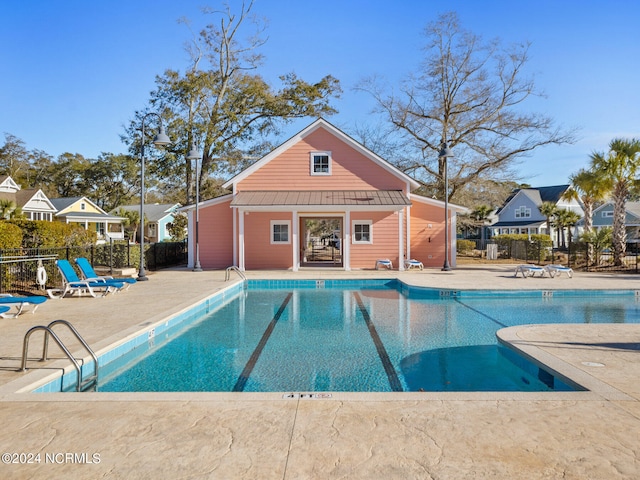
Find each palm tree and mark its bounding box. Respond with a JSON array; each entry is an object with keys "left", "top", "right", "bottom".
[
  {"left": 555, "top": 209, "right": 582, "bottom": 248},
  {"left": 115, "top": 208, "right": 141, "bottom": 243},
  {"left": 567, "top": 169, "right": 608, "bottom": 264},
  {"left": 580, "top": 227, "right": 612, "bottom": 267},
  {"left": 539, "top": 201, "right": 558, "bottom": 242},
  {"left": 590, "top": 138, "right": 640, "bottom": 266},
  {"left": 0, "top": 199, "right": 22, "bottom": 220}
]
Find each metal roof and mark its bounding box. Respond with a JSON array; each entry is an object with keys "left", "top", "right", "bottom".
[{"left": 230, "top": 190, "right": 411, "bottom": 208}]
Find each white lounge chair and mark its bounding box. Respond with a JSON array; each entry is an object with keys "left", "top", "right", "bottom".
[
  {"left": 514, "top": 264, "right": 546, "bottom": 278},
  {"left": 405, "top": 259, "right": 424, "bottom": 270},
  {"left": 375, "top": 259, "right": 393, "bottom": 270},
  {"left": 544, "top": 264, "right": 573, "bottom": 278}
]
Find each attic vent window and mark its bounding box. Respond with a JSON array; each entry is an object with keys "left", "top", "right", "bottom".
[{"left": 310, "top": 152, "right": 331, "bottom": 176}]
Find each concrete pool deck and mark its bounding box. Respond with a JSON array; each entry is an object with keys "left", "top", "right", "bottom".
[{"left": 0, "top": 264, "right": 638, "bottom": 479}]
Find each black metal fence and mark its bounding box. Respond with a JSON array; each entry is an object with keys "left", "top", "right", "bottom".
[
  {"left": 492, "top": 239, "right": 640, "bottom": 273},
  {"left": 0, "top": 241, "right": 188, "bottom": 295}
]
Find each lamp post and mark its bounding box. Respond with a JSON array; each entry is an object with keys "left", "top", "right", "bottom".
[
  {"left": 187, "top": 142, "right": 203, "bottom": 272},
  {"left": 440, "top": 142, "right": 454, "bottom": 271},
  {"left": 138, "top": 113, "right": 171, "bottom": 281}
]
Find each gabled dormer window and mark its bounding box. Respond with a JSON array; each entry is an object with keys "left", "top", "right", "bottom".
[
  {"left": 310, "top": 152, "right": 331, "bottom": 176},
  {"left": 515, "top": 206, "right": 531, "bottom": 218}
]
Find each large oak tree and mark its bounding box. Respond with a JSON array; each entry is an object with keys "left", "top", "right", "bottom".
[
  {"left": 124, "top": 1, "right": 341, "bottom": 205},
  {"left": 358, "top": 11, "right": 575, "bottom": 202}
]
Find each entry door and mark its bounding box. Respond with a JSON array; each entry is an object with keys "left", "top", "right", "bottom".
[{"left": 300, "top": 218, "right": 342, "bottom": 266}]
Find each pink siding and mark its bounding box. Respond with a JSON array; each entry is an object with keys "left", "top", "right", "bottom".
[
  {"left": 349, "top": 212, "right": 400, "bottom": 269},
  {"left": 409, "top": 201, "right": 447, "bottom": 268},
  {"left": 198, "top": 199, "right": 234, "bottom": 269},
  {"left": 243, "top": 212, "right": 293, "bottom": 269},
  {"left": 238, "top": 128, "right": 407, "bottom": 191}
]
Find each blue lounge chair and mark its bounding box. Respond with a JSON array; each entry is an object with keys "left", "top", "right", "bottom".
[
  {"left": 0, "top": 294, "right": 47, "bottom": 318},
  {"left": 51, "top": 260, "right": 124, "bottom": 298},
  {"left": 74, "top": 257, "right": 136, "bottom": 290}
]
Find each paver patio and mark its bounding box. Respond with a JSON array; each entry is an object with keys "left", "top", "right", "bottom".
[{"left": 0, "top": 265, "right": 638, "bottom": 479}]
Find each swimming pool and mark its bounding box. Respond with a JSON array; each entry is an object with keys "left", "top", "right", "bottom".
[{"left": 88, "top": 280, "right": 640, "bottom": 393}]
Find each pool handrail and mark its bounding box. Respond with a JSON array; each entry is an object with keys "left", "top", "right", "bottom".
[{"left": 225, "top": 266, "right": 246, "bottom": 282}]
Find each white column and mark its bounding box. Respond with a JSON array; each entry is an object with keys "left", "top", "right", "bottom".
[
  {"left": 232, "top": 207, "right": 237, "bottom": 266},
  {"left": 292, "top": 210, "right": 299, "bottom": 271},
  {"left": 239, "top": 209, "right": 245, "bottom": 271},
  {"left": 405, "top": 205, "right": 411, "bottom": 260},
  {"left": 187, "top": 209, "right": 195, "bottom": 268},
  {"left": 398, "top": 209, "right": 405, "bottom": 271},
  {"left": 344, "top": 211, "right": 351, "bottom": 270},
  {"left": 451, "top": 213, "right": 457, "bottom": 268}
]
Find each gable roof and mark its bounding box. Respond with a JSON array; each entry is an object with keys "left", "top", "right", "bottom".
[
  {"left": 50, "top": 196, "right": 107, "bottom": 215},
  {"left": 115, "top": 203, "right": 180, "bottom": 222},
  {"left": 496, "top": 184, "right": 571, "bottom": 214},
  {"left": 222, "top": 118, "right": 420, "bottom": 191},
  {"left": 0, "top": 188, "right": 56, "bottom": 211}
]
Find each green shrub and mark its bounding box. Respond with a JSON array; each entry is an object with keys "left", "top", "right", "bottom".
[
  {"left": 456, "top": 239, "right": 476, "bottom": 255},
  {"left": 9, "top": 220, "right": 97, "bottom": 247},
  {"left": 493, "top": 234, "right": 552, "bottom": 261},
  {"left": 0, "top": 222, "right": 23, "bottom": 248}
]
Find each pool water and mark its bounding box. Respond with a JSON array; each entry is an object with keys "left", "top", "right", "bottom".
[{"left": 97, "top": 283, "right": 640, "bottom": 393}]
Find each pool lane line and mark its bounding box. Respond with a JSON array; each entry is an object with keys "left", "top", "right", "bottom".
[
  {"left": 453, "top": 298, "right": 509, "bottom": 328},
  {"left": 232, "top": 292, "right": 293, "bottom": 392},
  {"left": 353, "top": 292, "right": 403, "bottom": 392}
]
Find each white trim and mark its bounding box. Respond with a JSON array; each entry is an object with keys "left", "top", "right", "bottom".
[
  {"left": 352, "top": 220, "right": 373, "bottom": 244},
  {"left": 310, "top": 151, "right": 332, "bottom": 176},
  {"left": 408, "top": 192, "right": 468, "bottom": 213},
  {"left": 178, "top": 193, "right": 234, "bottom": 212},
  {"left": 270, "top": 220, "right": 291, "bottom": 244}
]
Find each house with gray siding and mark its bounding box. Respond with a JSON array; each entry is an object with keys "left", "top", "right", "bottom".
[{"left": 490, "top": 185, "right": 583, "bottom": 246}]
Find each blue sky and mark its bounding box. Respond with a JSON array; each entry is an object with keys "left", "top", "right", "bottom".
[{"left": 1, "top": 0, "right": 639, "bottom": 187}]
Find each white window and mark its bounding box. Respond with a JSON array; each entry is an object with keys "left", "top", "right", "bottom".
[
  {"left": 80, "top": 202, "right": 86, "bottom": 210},
  {"left": 352, "top": 220, "right": 372, "bottom": 244},
  {"left": 602, "top": 211, "right": 614, "bottom": 218},
  {"left": 310, "top": 152, "right": 331, "bottom": 175},
  {"left": 271, "top": 220, "right": 291, "bottom": 244},
  {"left": 515, "top": 206, "right": 531, "bottom": 218}
]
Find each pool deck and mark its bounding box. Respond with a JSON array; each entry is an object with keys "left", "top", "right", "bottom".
[{"left": 0, "top": 264, "right": 639, "bottom": 479}]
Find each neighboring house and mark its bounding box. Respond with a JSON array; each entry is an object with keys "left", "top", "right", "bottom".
[
  {"left": 585, "top": 202, "right": 640, "bottom": 244},
  {"left": 115, "top": 203, "right": 181, "bottom": 243},
  {"left": 490, "top": 185, "right": 583, "bottom": 246},
  {"left": 180, "top": 118, "right": 467, "bottom": 271},
  {"left": 0, "top": 175, "right": 57, "bottom": 221},
  {"left": 50, "top": 197, "right": 125, "bottom": 242}
]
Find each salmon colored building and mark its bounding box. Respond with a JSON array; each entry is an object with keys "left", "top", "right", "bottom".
[{"left": 183, "top": 119, "right": 466, "bottom": 271}]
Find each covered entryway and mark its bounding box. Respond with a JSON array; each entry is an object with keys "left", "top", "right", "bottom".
[{"left": 300, "top": 217, "right": 343, "bottom": 267}]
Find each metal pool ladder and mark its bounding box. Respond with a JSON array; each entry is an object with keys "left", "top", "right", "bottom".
[
  {"left": 21, "top": 320, "right": 99, "bottom": 392},
  {"left": 225, "top": 265, "right": 246, "bottom": 281}
]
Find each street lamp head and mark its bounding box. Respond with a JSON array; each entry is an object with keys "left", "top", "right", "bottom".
[
  {"left": 439, "top": 142, "right": 454, "bottom": 159},
  {"left": 187, "top": 142, "right": 202, "bottom": 161},
  {"left": 153, "top": 124, "right": 171, "bottom": 147}
]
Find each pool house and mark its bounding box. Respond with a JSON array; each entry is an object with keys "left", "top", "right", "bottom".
[{"left": 183, "top": 118, "right": 467, "bottom": 271}]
